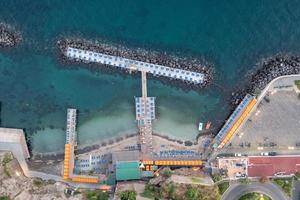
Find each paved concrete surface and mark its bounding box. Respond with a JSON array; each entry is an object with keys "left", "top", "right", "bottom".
[
  {"left": 292, "top": 179, "right": 300, "bottom": 200},
  {"left": 224, "top": 90, "right": 300, "bottom": 155},
  {"left": 222, "top": 182, "right": 288, "bottom": 200}
]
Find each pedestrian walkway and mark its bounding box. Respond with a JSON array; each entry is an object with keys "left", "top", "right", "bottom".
[{"left": 66, "top": 47, "right": 205, "bottom": 84}]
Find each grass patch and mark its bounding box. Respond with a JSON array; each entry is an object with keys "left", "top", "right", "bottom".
[
  {"left": 273, "top": 177, "right": 292, "bottom": 197},
  {"left": 295, "top": 80, "right": 300, "bottom": 90},
  {"left": 218, "top": 181, "right": 230, "bottom": 195},
  {"left": 2, "top": 153, "right": 12, "bottom": 178},
  {"left": 0, "top": 196, "right": 10, "bottom": 200},
  {"left": 212, "top": 173, "right": 222, "bottom": 182},
  {"left": 239, "top": 192, "right": 271, "bottom": 200},
  {"left": 191, "top": 177, "right": 202, "bottom": 183}
]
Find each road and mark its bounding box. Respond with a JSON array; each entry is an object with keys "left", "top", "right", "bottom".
[
  {"left": 222, "top": 182, "right": 288, "bottom": 200},
  {"left": 293, "top": 179, "right": 300, "bottom": 200}
]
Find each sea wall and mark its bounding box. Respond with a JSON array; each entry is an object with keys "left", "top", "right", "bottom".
[
  {"left": 231, "top": 54, "right": 300, "bottom": 105},
  {"left": 57, "top": 38, "right": 213, "bottom": 90},
  {"left": 0, "top": 23, "right": 21, "bottom": 48}
]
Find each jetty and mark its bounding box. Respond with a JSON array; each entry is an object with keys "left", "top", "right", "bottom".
[
  {"left": 135, "top": 70, "right": 155, "bottom": 158},
  {"left": 65, "top": 47, "right": 205, "bottom": 84},
  {"left": 63, "top": 108, "right": 99, "bottom": 183}
]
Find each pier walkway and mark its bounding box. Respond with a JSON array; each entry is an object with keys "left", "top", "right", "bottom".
[
  {"left": 135, "top": 70, "right": 155, "bottom": 158},
  {"left": 66, "top": 47, "right": 205, "bottom": 84}
]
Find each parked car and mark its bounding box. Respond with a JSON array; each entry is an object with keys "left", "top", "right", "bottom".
[
  {"left": 269, "top": 152, "right": 277, "bottom": 156},
  {"left": 260, "top": 152, "right": 269, "bottom": 156},
  {"left": 235, "top": 153, "right": 242, "bottom": 157}
]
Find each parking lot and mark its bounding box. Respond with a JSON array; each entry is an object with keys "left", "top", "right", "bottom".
[{"left": 224, "top": 89, "right": 300, "bottom": 155}]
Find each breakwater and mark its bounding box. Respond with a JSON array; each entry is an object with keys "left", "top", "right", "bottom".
[
  {"left": 231, "top": 54, "right": 300, "bottom": 105},
  {"left": 57, "top": 38, "right": 213, "bottom": 89},
  {"left": 0, "top": 23, "right": 21, "bottom": 48}
]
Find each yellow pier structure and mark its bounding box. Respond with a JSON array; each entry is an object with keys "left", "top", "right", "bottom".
[
  {"left": 143, "top": 160, "right": 203, "bottom": 166},
  {"left": 218, "top": 97, "right": 257, "bottom": 148},
  {"left": 62, "top": 109, "right": 99, "bottom": 183}
]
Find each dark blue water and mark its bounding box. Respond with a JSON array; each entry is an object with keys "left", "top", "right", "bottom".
[{"left": 0, "top": 0, "right": 300, "bottom": 153}]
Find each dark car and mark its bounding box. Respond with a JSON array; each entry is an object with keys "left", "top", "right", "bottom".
[{"left": 269, "top": 152, "right": 277, "bottom": 156}]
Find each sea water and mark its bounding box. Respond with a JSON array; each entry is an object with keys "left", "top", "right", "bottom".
[{"left": 1, "top": 0, "right": 300, "bottom": 153}]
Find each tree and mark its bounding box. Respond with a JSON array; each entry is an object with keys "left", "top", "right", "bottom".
[
  {"left": 119, "top": 190, "right": 137, "bottom": 200},
  {"left": 185, "top": 186, "right": 201, "bottom": 200},
  {"left": 85, "top": 190, "right": 109, "bottom": 200},
  {"left": 259, "top": 176, "right": 269, "bottom": 183},
  {"left": 167, "top": 182, "right": 175, "bottom": 199}
]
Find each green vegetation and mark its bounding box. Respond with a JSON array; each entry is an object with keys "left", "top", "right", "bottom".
[
  {"left": 162, "top": 168, "right": 172, "bottom": 177},
  {"left": 2, "top": 153, "right": 12, "bottom": 177},
  {"left": 84, "top": 190, "right": 109, "bottom": 200},
  {"left": 239, "top": 178, "right": 251, "bottom": 185},
  {"left": 239, "top": 192, "right": 271, "bottom": 200},
  {"left": 212, "top": 173, "right": 222, "bottom": 182},
  {"left": 295, "top": 80, "right": 300, "bottom": 90},
  {"left": 33, "top": 178, "right": 44, "bottom": 187},
  {"left": 0, "top": 196, "right": 10, "bottom": 200},
  {"left": 295, "top": 172, "right": 300, "bottom": 181},
  {"left": 217, "top": 181, "right": 230, "bottom": 195},
  {"left": 119, "top": 190, "right": 137, "bottom": 200},
  {"left": 185, "top": 185, "right": 202, "bottom": 200},
  {"left": 141, "top": 182, "right": 220, "bottom": 200},
  {"left": 141, "top": 184, "right": 157, "bottom": 199},
  {"left": 273, "top": 177, "right": 292, "bottom": 197},
  {"left": 191, "top": 177, "right": 202, "bottom": 183}
]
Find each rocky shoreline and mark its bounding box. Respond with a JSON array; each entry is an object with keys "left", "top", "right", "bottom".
[
  {"left": 57, "top": 38, "right": 214, "bottom": 90},
  {"left": 0, "top": 23, "right": 21, "bottom": 48},
  {"left": 230, "top": 54, "right": 300, "bottom": 105}
]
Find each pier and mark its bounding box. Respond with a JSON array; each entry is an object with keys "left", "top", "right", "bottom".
[
  {"left": 213, "top": 94, "right": 257, "bottom": 149},
  {"left": 135, "top": 70, "right": 155, "bottom": 158},
  {"left": 65, "top": 47, "right": 205, "bottom": 84},
  {"left": 63, "top": 108, "right": 99, "bottom": 183}
]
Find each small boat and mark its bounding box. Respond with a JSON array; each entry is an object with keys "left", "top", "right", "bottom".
[
  {"left": 198, "top": 122, "right": 203, "bottom": 131},
  {"left": 205, "top": 121, "right": 211, "bottom": 129}
]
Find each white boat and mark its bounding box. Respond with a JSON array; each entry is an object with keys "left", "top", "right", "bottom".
[{"left": 198, "top": 122, "right": 203, "bottom": 131}]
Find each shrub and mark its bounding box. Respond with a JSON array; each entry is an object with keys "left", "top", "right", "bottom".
[
  {"left": 218, "top": 181, "right": 230, "bottom": 195},
  {"left": 273, "top": 178, "right": 292, "bottom": 197},
  {"left": 259, "top": 176, "right": 269, "bottom": 183},
  {"left": 185, "top": 185, "right": 201, "bottom": 200},
  {"left": 119, "top": 190, "right": 137, "bottom": 200},
  {"left": 239, "top": 178, "right": 250, "bottom": 185},
  {"left": 212, "top": 173, "right": 222, "bottom": 182},
  {"left": 85, "top": 190, "right": 109, "bottom": 200}
]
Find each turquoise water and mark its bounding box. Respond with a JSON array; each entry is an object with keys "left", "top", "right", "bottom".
[{"left": 1, "top": 1, "right": 300, "bottom": 153}]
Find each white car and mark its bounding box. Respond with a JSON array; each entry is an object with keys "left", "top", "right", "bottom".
[{"left": 260, "top": 152, "right": 269, "bottom": 156}]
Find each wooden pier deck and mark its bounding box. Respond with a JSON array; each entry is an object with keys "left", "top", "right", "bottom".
[{"left": 66, "top": 47, "right": 205, "bottom": 84}]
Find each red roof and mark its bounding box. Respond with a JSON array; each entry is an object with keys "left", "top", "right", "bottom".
[{"left": 248, "top": 156, "right": 300, "bottom": 177}]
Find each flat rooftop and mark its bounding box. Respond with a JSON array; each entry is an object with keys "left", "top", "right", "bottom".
[{"left": 248, "top": 155, "right": 300, "bottom": 177}]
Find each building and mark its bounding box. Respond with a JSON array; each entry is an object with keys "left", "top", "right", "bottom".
[
  {"left": 248, "top": 155, "right": 300, "bottom": 177},
  {"left": 0, "top": 128, "right": 30, "bottom": 176},
  {"left": 116, "top": 161, "right": 142, "bottom": 181}
]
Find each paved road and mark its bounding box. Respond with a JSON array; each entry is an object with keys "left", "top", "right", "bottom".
[
  {"left": 293, "top": 179, "right": 300, "bottom": 200},
  {"left": 222, "top": 182, "right": 288, "bottom": 200}
]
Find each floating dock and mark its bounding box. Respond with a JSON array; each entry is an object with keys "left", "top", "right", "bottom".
[
  {"left": 66, "top": 47, "right": 205, "bottom": 84},
  {"left": 213, "top": 94, "right": 257, "bottom": 149}
]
